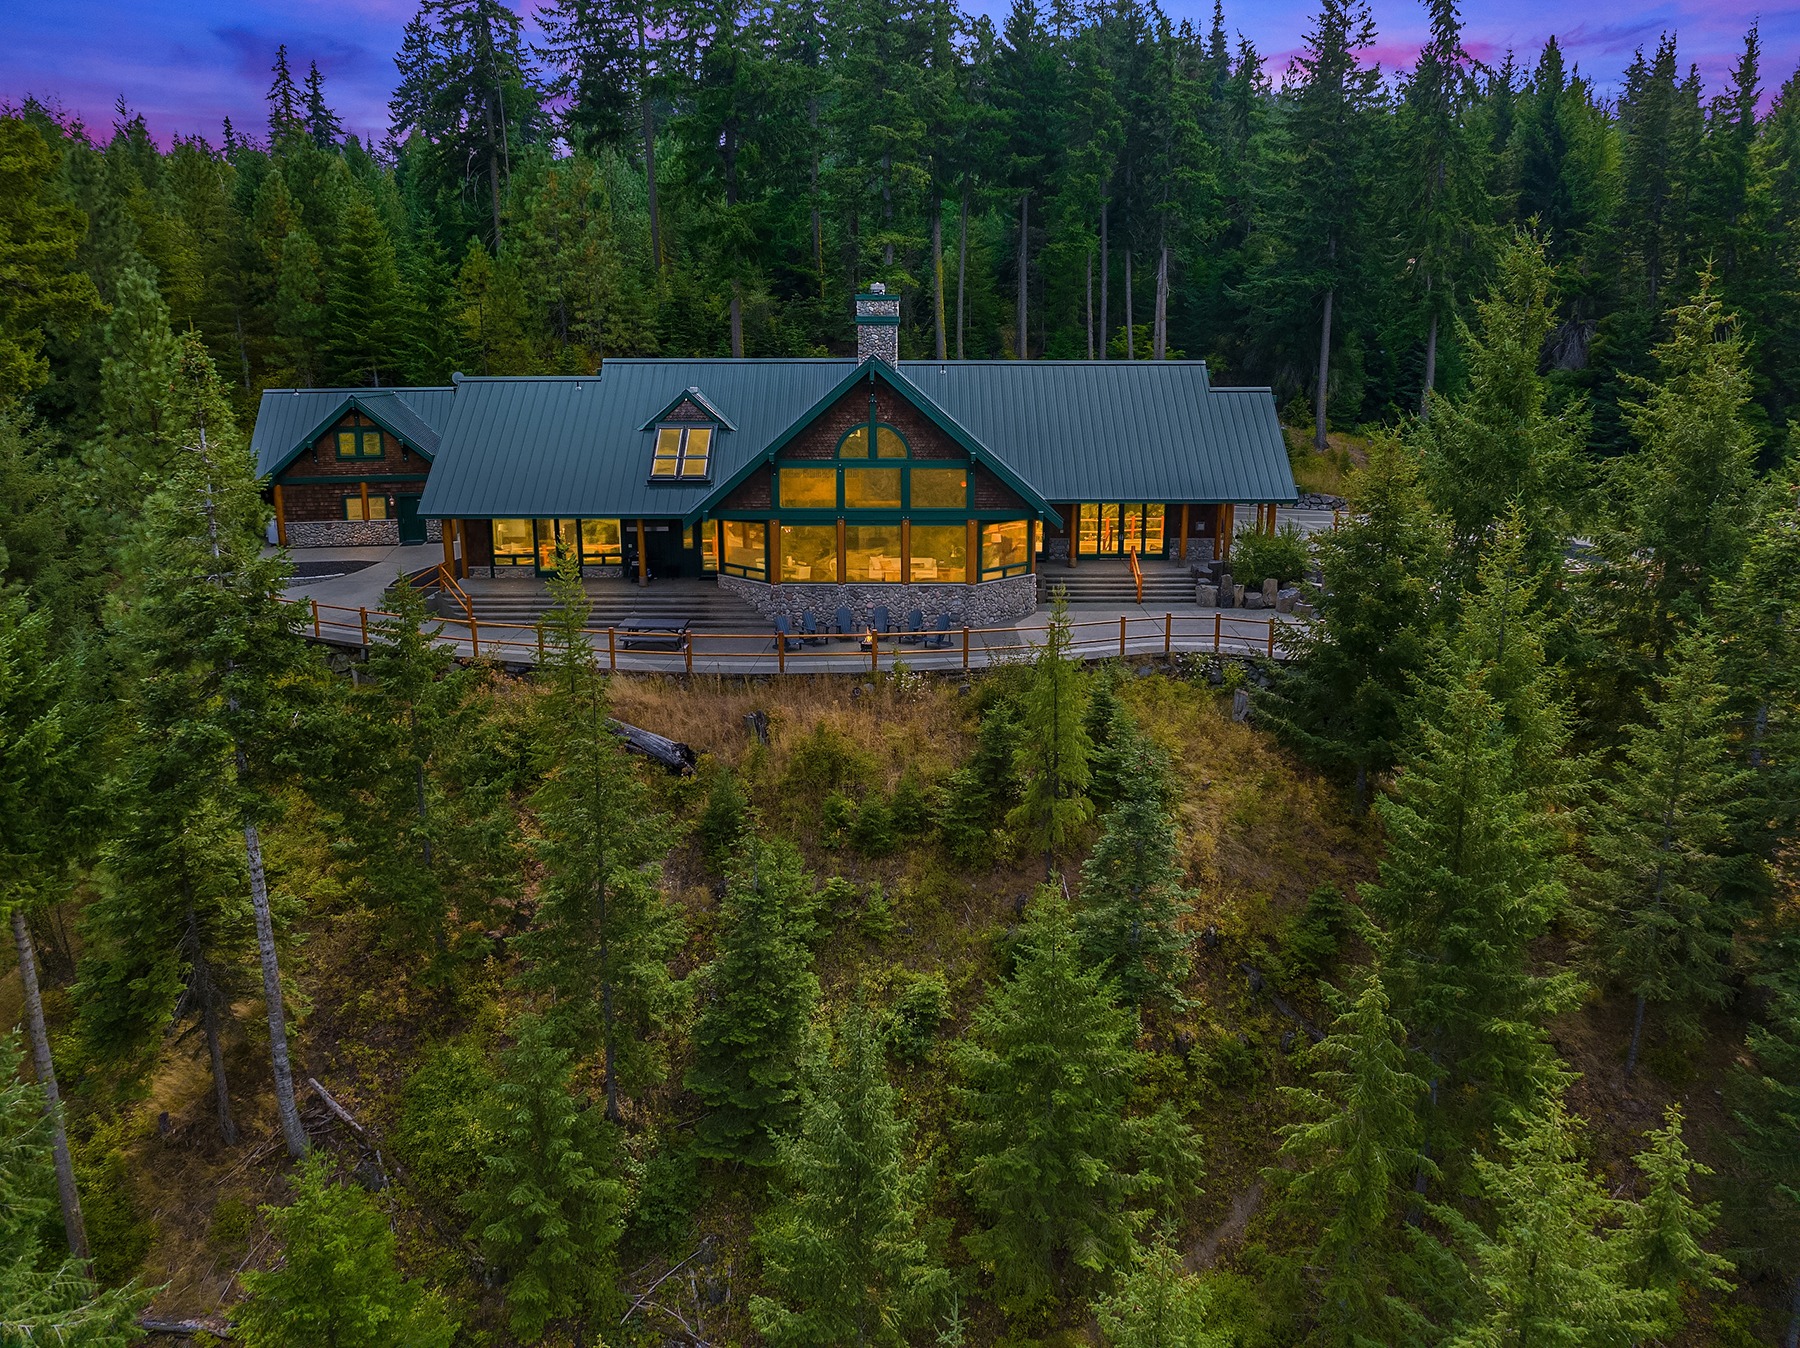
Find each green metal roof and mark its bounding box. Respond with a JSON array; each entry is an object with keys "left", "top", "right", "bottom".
[
  {"left": 250, "top": 387, "right": 455, "bottom": 478},
  {"left": 410, "top": 359, "right": 1294, "bottom": 523}
]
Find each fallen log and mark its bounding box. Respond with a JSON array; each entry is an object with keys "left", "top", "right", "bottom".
[
  {"left": 140, "top": 1317, "right": 232, "bottom": 1338},
  {"left": 609, "top": 719, "right": 697, "bottom": 774}
]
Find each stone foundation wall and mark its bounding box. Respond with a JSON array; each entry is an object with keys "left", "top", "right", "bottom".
[
  {"left": 718, "top": 573, "right": 1039, "bottom": 629},
  {"left": 284, "top": 519, "right": 443, "bottom": 548}
]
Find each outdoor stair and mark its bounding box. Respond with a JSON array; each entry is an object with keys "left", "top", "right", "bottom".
[
  {"left": 1037, "top": 561, "right": 1195, "bottom": 607},
  {"left": 444, "top": 580, "right": 768, "bottom": 633}
]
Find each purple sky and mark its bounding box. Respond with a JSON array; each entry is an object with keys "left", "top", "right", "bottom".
[{"left": 3, "top": 0, "right": 1793, "bottom": 148}]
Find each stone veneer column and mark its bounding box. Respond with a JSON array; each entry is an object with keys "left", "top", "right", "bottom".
[{"left": 854, "top": 283, "right": 901, "bottom": 363}]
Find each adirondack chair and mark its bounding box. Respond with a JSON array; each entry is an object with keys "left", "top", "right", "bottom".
[
  {"left": 861, "top": 604, "right": 891, "bottom": 651},
  {"left": 926, "top": 613, "right": 953, "bottom": 648},
  {"left": 801, "top": 610, "right": 826, "bottom": 645},
  {"left": 772, "top": 615, "right": 791, "bottom": 651},
  {"left": 900, "top": 609, "right": 925, "bottom": 644},
  {"left": 834, "top": 606, "right": 856, "bottom": 642}
]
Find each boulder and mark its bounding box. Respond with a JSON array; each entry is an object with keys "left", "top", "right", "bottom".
[
  {"left": 1196, "top": 583, "right": 1219, "bottom": 607},
  {"left": 1232, "top": 583, "right": 1246, "bottom": 607},
  {"left": 1262, "top": 577, "right": 1278, "bottom": 604},
  {"left": 1244, "top": 591, "right": 1264, "bottom": 610},
  {"left": 1275, "top": 594, "right": 1295, "bottom": 614},
  {"left": 1293, "top": 601, "right": 1315, "bottom": 620},
  {"left": 1217, "top": 581, "right": 1236, "bottom": 609}
]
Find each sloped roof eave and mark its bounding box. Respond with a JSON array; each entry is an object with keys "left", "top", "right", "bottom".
[{"left": 260, "top": 391, "right": 440, "bottom": 480}]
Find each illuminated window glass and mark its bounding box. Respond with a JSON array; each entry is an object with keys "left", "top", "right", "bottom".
[
  {"left": 981, "top": 520, "right": 1030, "bottom": 578},
  {"left": 845, "top": 523, "right": 904, "bottom": 582},
  {"left": 650, "top": 426, "right": 714, "bottom": 479},
  {"left": 875, "top": 426, "right": 906, "bottom": 458},
  {"left": 909, "top": 524, "right": 966, "bottom": 583},
  {"left": 836, "top": 423, "right": 908, "bottom": 458},
  {"left": 722, "top": 520, "right": 767, "bottom": 579},
  {"left": 580, "top": 518, "right": 622, "bottom": 564},
  {"left": 909, "top": 467, "right": 966, "bottom": 509},
  {"left": 780, "top": 524, "right": 838, "bottom": 581},
  {"left": 780, "top": 466, "right": 838, "bottom": 509},
  {"left": 701, "top": 522, "right": 719, "bottom": 572},
  {"left": 334, "top": 425, "right": 384, "bottom": 459},
  {"left": 844, "top": 467, "right": 902, "bottom": 509},
  {"left": 342, "top": 494, "right": 389, "bottom": 521},
  {"left": 492, "top": 518, "right": 534, "bottom": 566}
]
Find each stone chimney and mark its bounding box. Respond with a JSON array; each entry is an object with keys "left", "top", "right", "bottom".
[{"left": 854, "top": 283, "right": 900, "bottom": 363}]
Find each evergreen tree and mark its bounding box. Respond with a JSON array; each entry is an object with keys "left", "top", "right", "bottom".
[
  {"left": 0, "top": 116, "right": 102, "bottom": 404},
  {"left": 1616, "top": 1105, "right": 1733, "bottom": 1335},
  {"left": 751, "top": 1006, "right": 949, "bottom": 1347},
  {"left": 467, "top": 1013, "right": 628, "bottom": 1343},
  {"left": 1008, "top": 590, "right": 1092, "bottom": 876},
  {"left": 1587, "top": 272, "right": 1761, "bottom": 693},
  {"left": 686, "top": 835, "right": 819, "bottom": 1165},
  {"left": 1415, "top": 233, "right": 1588, "bottom": 583},
  {"left": 1268, "top": 437, "right": 1447, "bottom": 809},
  {"left": 238, "top": 1152, "right": 456, "bottom": 1348},
  {"left": 302, "top": 62, "right": 343, "bottom": 150},
  {"left": 0, "top": 1033, "right": 147, "bottom": 1345},
  {"left": 516, "top": 549, "right": 683, "bottom": 1119},
  {"left": 1363, "top": 659, "right": 1576, "bottom": 1140},
  {"left": 0, "top": 598, "right": 91, "bottom": 1258},
  {"left": 1093, "top": 1240, "right": 1231, "bottom": 1348},
  {"left": 1435, "top": 1097, "right": 1661, "bottom": 1347},
  {"left": 954, "top": 888, "right": 1148, "bottom": 1314},
  {"left": 1075, "top": 737, "right": 1195, "bottom": 1010},
  {"left": 1577, "top": 625, "right": 1752, "bottom": 1075},
  {"left": 323, "top": 195, "right": 409, "bottom": 386},
  {"left": 267, "top": 44, "right": 306, "bottom": 142},
  {"left": 1730, "top": 929, "right": 1800, "bottom": 1348},
  {"left": 1265, "top": 966, "right": 1432, "bottom": 1348},
  {"left": 324, "top": 578, "right": 520, "bottom": 975},
  {"left": 1083, "top": 670, "right": 1135, "bottom": 810}
]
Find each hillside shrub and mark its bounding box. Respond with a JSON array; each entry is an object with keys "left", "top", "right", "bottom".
[{"left": 1231, "top": 522, "right": 1310, "bottom": 587}]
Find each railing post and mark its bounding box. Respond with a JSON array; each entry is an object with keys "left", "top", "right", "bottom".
[
  {"left": 962, "top": 626, "right": 970, "bottom": 671},
  {"left": 1267, "top": 619, "right": 1276, "bottom": 659},
  {"left": 359, "top": 606, "right": 368, "bottom": 648},
  {"left": 1119, "top": 615, "right": 1127, "bottom": 659},
  {"left": 311, "top": 598, "right": 320, "bottom": 640},
  {"left": 777, "top": 631, "right": 786, "bottom": 674},
  {"left": 1214, "top": 611, "right": 1221, "bottom": 652},
  {"left": 536, "top": 625, "right": 545, "bottom": 662},
  {"left": 869, "top": 630, "right": 878, "bottom": 676},
  {"left": 608, "top": 627, "right": 616, "bottom": 672},
  {"left": 685, "top": 633, "right": 694, "bottom": 676},
  {"left": 1164, "top": 612, "right": 1172, "bottom": 657},
  {"left": 469, "top": 616, "right": 480, "bottom": 658}
]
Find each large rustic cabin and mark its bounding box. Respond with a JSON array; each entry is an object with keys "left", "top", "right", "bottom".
[{"left": 252, "top": 289, "right": 1296, "bottom": 625}]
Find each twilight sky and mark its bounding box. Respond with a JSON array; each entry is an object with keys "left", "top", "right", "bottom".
[{"left": 2, "top": 0, "right": 1794, "bottom": 147}]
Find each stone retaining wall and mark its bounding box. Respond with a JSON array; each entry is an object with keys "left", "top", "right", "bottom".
[
  {"left": 284, "top": 519, "right": 442, "bottom": 548},
  {"left": 717, "top": 574, "right": 1039, "bottom": 629}
]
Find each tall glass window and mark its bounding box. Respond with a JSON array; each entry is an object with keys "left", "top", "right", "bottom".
[
  {"left": 779, "top": 466, "right": 837, "bottom": 508},
  {"left": 910, "top": 467, "right": 966, "bottom": 509},
  {"left": 845, "top": 523, "right": 904, "bottom": 582},
  {"left": 981, "top": 520, "right": 1031, "bottom": 578},
  {"left": 580, "top": 518, "right": 623, "bottom": 564},
  {"left": 722, "top": 520, "right": 767, "bottom": 579},
  {"left": 492, "top": 518, "right": 534, "bottom": 567},
  {"left": 779, "top": 524, "right": 838, "bottom": 581},
  {"left": 909, "top": 524, "right": 967, "bottom": 583},
  {"left": 843, "top": 467, "right": 902, "bottom": 509}
]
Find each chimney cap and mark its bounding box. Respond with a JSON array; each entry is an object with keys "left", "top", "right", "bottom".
[{"left": 869, "top": 281, "right": 887, "bottom": 294}]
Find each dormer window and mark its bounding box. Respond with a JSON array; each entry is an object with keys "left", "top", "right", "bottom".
[{"left": 651, "top": 425, "right": 712, "bottom": 480}]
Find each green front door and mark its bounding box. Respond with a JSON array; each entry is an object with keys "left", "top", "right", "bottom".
[{"left": 395, "top": 495, "right": 427, "bottom": 544}]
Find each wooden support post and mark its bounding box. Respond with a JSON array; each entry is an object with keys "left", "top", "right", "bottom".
[
  {"left": 441, "top": 522, "right": 454, "bottom": 574},
  {"left": 769, "top": 516, "right": 780, "bottom": 585},
  {"left": 1178, "top": 503, "right": 1189, "bottom": 561},
  {"left": 1165, "top": 612, "right": 1172, "bottom": 657},
  {"left": 359, "top": 606, "right": 368, "bottom": 648},
  {"left": 869, "top": 631, "right": 879, "bottom": 675},
  {"left": 1267, "top": 619, "right": 1276, "bottom": 658},
  {"left": 901, "top": 519, "right": 911, "bottom": 584},
  {"left": 311, "top": 598, "right": 321, "bottom": 639},
  {"left": 1214, "top": 611, "right": 1221, "bottom": 652},
  {"left": 608, "top": 627, "right": 616, "bottom": 671},
  {"left": 636, "top": 519, "right": 648, "bottom": 586},
  {"left": 455, "top": 520, "right": 467, "bottom": 578},
  {"left": 537, "top": 625, "right": 545, "bottom": 661},
  {"left": 837, "top": 518, "right": 847, "bottom": 583},
  {"left": 966, "top": 519, "right": 978, "bottom": 584},
  {"left": 685, "top": 634, "right": 694, "bottom": 676},
  {"left": 1219, "top": 504, "right": 1235, "bottom": 561},
  {"left": 272, "top": 484, "right": 288, "bottom": 547},
  {"left": 777, "top": 631, "right": 786, "bottom": 674},
  {"left": 360, "top": 480, "right": 370, "bottom": 522},
  {"left": 962, "top": 626, "right": 970, "bottom": 670},
  {"left": 469, "top": 616, "right": 480, "bottom": 658},
  {"left": 1119, "top": 615, "right": 1127, "bottom": 658}
]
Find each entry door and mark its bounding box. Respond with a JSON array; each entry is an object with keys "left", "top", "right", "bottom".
[
  {"left": 395, "top": 495, "right": 427, "bottom": 544},
  {"left": 1079, "top": 503, "right": 1164, "bottom": 555},
  {"left": 645, "top": 521, "right": 703, "bottom": 579}
]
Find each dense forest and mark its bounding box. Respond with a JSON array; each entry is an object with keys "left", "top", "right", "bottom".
[{"left": 2, "top": 0, "right": 1800, "bottom": 1343}]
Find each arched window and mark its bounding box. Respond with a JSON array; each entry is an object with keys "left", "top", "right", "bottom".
[{"left": 836, "top": 423, "right": 908, "bottom": 459}]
